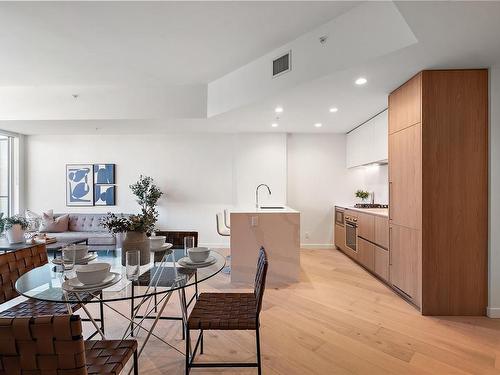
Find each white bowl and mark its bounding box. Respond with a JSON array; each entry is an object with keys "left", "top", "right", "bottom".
[
  {"left": 76, "top": 262, "right": 111, "bottom": 285},
  {"left": 149, "top": 236, "right": 166, "bottom": 250},
  {"left": 187, "top": 247, "right": 210, "bottom": 263},
  {"left": 63, "top": 245, "right": 89, "bottom": 260}
]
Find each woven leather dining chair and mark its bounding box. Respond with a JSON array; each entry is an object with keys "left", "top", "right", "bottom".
[
  {"left": 0, "top": 246, "right": 103, "bottom": 338},
  {"left": 0, "top": 314, "right": 138, "bottom": 375},
  {"left": 185, "top": 247, "right": 268, "bottom": 375}
]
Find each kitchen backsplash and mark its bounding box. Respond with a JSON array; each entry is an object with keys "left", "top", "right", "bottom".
[{"left": 348, "top": 163, "right": 389, "bottom": 204}]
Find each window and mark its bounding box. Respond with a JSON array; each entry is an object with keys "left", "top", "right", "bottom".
[{"left": 0, "top": 135, "right": 13, "bottom": 217}]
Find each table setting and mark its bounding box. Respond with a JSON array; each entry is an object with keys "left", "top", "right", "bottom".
[{"left": 14, "top": 237, "right": 226, "bottom": 372}]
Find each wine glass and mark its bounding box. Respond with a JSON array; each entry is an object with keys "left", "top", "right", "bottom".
[{"left": 126, "top": 250, "right": 140, "bottom": 281}]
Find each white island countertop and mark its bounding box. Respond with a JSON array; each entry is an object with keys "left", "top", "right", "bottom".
[{"left": 230, "top": 205, "right": 299, "bottom": 213}]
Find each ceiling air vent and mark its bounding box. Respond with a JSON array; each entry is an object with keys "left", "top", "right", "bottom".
[{"left": 272, "top": 51, "right": 291, "bottom": 78}]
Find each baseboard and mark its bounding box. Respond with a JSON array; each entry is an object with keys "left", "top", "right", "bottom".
[
  {"left": 203, "top": 243, "right": 335, "bottom": 250},
  {"left": 301, "top": 243, "right": 335, "bottom": 249},
  {"left": 487, "top": 307, "right": 500, "bottom": 318},
  {"left": 199, "top": 243, "right": 228, "bottom": 249}
]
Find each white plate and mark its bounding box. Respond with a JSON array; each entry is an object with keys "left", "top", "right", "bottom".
[
  {"left": 62, "top": 272, "right": 121, "bottom": 291},
  {"left": 178, "top": 255, "right": 217, "bottom": 268},
  {"left": 52, "top": 253, "right": 97, "bottom": 265},
  {"left": 150, "top": 243, "right": 173, "bottom": 252}
]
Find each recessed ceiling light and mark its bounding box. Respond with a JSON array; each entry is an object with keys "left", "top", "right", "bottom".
[
  {"left": 355, "top": 77, "right": 367, "bottom": 85},
  {"left": 329, "top": 107, "right": 338, "bottom": 113},
  {"left": 314, "top": 123, "right": 322, "bottom": 128},
  {"left": 271, "top": 123, "right": 279, "bottom": 128},
  {"left": 275, "top": 107, "right": 283, "bottom": 113}
]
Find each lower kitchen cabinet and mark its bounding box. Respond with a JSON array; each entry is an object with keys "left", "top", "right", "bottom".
[
  {"left": 374, "top": 216, "right": 389, "bottom": 249},
  {"left": 334, "top": 223, "right": 346, "bottom": 251},
  {"left": 374, "top": 245, "right": 389, "bottom": 281},
  {"left": 357, "top": 212, "right": 375, "bottom": 242},
  {"left": 357, "top": 237, "right": 374, "bottom": 271},
  {"left": 389, "top": 224, "right": 420, "bottom": 305}
]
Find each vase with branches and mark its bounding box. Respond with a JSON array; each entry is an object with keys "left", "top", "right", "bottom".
[{"left": 101, "top": 175, "right": 164, "bottom": 265}]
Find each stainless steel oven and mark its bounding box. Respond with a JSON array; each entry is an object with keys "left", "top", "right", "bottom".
[{"left": 345, "top": 215, "right": 358, "bottom": 252}]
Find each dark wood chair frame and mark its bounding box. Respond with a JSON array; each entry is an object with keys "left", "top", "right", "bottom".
[{"left": 185, "top": 247, "right": 268, "bottom": 375}]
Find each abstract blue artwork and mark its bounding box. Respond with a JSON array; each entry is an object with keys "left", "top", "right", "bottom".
[
  {"left": 66, "top": 164, "right": 94, "bottom": 206},
  {"left": 94, "top": 164, "right": 115, "bottom": 184},
  {"left": 94, "top": 184, "right": 116, "bottom": 206}
]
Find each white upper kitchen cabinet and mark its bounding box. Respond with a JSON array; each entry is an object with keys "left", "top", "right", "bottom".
[{"left": 346, "top": 109, "right": 388, "bottom": 168}]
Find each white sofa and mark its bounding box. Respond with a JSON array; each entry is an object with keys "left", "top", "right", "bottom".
[{"left": 45, "top": 213, "right": 121, "bottom": 251}]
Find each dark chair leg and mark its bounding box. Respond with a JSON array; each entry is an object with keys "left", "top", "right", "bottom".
[
  {"left": 185, "top": 327, "right": 191, "bottom": 375},
  {"left": 181, "top": 289, "right": 187, "bottom": 340},
  {"left": 133, "top": 349, "right": 139, "bottom": 375},
  {"left": 154, "top": 291, "right": 158, "bottom": 313},
  {"left": 256, "top": 326, "right": 262, "bottom": 375}
]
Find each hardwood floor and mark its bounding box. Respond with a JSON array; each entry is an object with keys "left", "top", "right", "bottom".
[{"left": 83, "top": 249, "right": 500, "bottom": 374}]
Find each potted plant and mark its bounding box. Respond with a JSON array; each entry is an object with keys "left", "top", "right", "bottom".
[
  {"left": 355, "top": 189, "right": 370, "bottom": 202},
  {"left": 1, "top": 215, "right": 29, "bottom": 244},
  {"left": 101, "top": 175, "right": 163, "bottom": 265}
]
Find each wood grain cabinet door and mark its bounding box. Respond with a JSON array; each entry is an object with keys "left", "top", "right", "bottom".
[
  {"left": 357, "top": 237, "right": 375, "bottom": 272},
  {"left": 357, "top": 212, "right": 375, "bottom": 242},
  {"left": 374, "top": 216, "right": 389, "bottom": 249},
  {"left": 374, "top": 245, "right": 389, "bottom": 282},
  {"left": 334, "top": 224, "right": 346, "bottom": 251},
  {"left": 389, "top": 73, "right": 421, "bottom": 134},
  {"left": 389, "top": 123, "right": 422, "bottom": 230},
  {"left": 389, "top": 224, "right": 420, "bottom": 302}
]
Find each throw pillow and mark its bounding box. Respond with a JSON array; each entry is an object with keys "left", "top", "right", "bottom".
[
  {"left": 39, "top": 213, "right": 69, "bottom": 233},
  {"left": 25, "top": 209, "right": 42, "bottom": 231}
]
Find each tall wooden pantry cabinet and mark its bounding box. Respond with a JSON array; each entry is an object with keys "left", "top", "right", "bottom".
[{"left": 388, "top": 69, "right": 488, "bottom": 315}]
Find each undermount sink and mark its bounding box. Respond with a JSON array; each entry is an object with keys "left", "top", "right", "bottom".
[{"left": 260, "top": 206, "right": 285, "bottom": 209}]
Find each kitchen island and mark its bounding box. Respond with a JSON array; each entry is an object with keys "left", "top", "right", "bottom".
[{"left": 230, "top": 206, "right": 300, "bottom": 286}]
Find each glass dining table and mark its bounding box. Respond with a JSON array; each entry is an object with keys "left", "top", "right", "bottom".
[{"left": 15, "top": 248, "right": 226, "bottom": 368}]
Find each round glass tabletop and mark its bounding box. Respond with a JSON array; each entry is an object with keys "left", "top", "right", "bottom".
[{"left": 15, "top": 249, "right": 226, "bottom": 303}]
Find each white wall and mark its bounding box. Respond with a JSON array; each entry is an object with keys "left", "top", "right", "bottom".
[
  {"left": 489, "top": 65, "right": 500, "bottom": 317},
  {"left": 25, "top": 133, "right": 287, "bottom": 247},
  {"left": 287, "top": 133, "right": 388, "bottom": 248},
  {"left": 25, "top": 130, "right": 388, "bottom": 249},
  {"left": 233, "top": 134, "right": 287, "bottom": 207}
]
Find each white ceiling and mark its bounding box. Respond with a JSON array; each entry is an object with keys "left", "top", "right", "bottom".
[
  {"left": 205, "top": 1, "right": 500, "bottom": 134},
  {"left": 2, "top": 1, "right": 500, "bottom": 135},
  {"left": 0, "top": 1, "right": 356, "bottom": 86}
]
